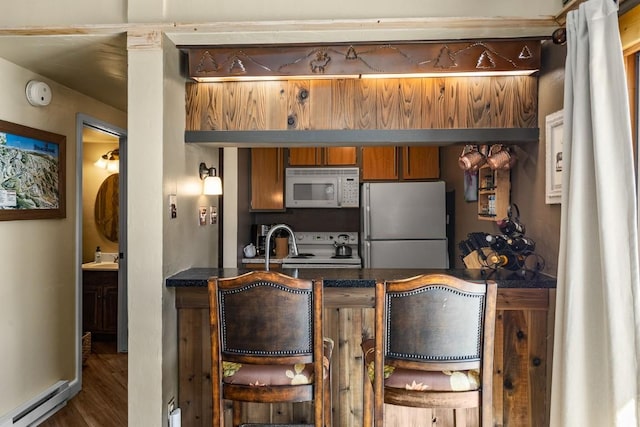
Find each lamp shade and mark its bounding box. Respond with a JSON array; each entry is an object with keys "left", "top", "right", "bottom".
[{"left": 203, "top": 176, "right": 223, "bottom": 195}]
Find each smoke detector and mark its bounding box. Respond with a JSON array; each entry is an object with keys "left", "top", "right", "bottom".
[{"left": 25, "top": 80, "right": 52, "bottom": 106}]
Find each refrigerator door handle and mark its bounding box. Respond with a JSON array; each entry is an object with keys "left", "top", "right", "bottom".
[
  {"left": 363, "top": 183, "right": 371, "bottom": 239},
  {"left": 364, "top": 240, "right": 371, "bottom": 268}
]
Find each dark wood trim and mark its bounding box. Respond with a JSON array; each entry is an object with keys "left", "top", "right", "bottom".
[
  {"left": 183, "top": 40, "right": 541, "bottom": 80},
  {"left": 185, "top": 128, "right": 539, "bottom": 147}
]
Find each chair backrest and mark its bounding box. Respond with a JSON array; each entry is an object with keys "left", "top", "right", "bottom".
[
  {"left": 209, "top": 270, "right": 322, "bottom": 366},
  {"left": 379, "top": 274, "right": 496, "bottom": 373}
]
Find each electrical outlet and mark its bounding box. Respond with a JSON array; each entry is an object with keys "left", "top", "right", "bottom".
[{"left": 167, "top": 397, "right": 175, "bottom": 421}]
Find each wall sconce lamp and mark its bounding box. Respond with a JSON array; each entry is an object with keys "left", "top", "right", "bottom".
[
  {"left": 95, "top": 148, "right": 119, "bottom": 173},
  {"left": 199, "top": 162, "right": 222, "bottom": 195}
]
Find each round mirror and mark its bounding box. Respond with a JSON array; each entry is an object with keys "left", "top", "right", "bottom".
[{"left": 95, "top": 174, "right": 119, "bottom": 242}]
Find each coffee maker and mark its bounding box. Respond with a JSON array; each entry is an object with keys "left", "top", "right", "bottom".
[{"left": 251, "top": 224, "right": 272, "bottom": 256}]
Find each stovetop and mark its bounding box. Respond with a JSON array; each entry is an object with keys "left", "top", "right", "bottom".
[{"left": 285, "top": 231, "right": 361, "bottom": 266}]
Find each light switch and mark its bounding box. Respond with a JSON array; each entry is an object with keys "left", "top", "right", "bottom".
[{"left": 209, "top": 206, "right": 217, "bottom": 224}]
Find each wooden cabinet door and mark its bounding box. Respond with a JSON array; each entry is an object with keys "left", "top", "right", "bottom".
[
  {"left": 325, "top": 147, "right": 357, "bottom": 165},
  {"left": 402, "top": 146, "right": 440, "bottom": 179},
  {"left": 82, "top": 283, "right": 102, "bottom": 333},
  {"left": 103, "top": 284, "right": 119, "bottom": 334},
  {"left": 361, "top": 146, "right": 398, "bottom": 180},
  {"left": 288, "top": 147, "right": 320, "bottom": 165},
  {"left": 251, "top": 148, "right": 284, "bottom": 210},
  {"left": 289, "top": 147, "right": 356, "bottom": 166}
]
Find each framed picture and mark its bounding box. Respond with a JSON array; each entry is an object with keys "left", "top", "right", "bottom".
[
  {"left": 545, "top": 110, "right": 563, "bottom": 204},
  {"left": 0, "top": 120, "right": 66, "bottom": 220}
]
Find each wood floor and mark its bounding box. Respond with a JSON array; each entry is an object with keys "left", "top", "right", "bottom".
[{"left": 40, "top": 339, "right": 127, "bottom": 427}]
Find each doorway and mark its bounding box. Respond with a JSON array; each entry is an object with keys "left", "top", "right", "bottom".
[{"left": 76, "top": 114, "right": 128, "bottom": 378}]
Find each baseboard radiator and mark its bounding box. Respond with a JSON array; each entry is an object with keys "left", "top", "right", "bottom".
[{"left": 0, "top": 381, "right": 71, "bottom": 427}]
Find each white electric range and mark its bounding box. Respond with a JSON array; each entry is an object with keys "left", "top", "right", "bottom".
[{"left": 282, "top": 231, "right": 361, "bottom": 269}]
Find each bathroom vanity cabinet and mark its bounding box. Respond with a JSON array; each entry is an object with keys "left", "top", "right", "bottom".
[{"left": 82, "top": 270, "right": 118, "bottom": 336}]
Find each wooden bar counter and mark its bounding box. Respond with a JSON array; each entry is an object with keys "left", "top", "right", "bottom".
[{"left": 167, "top": 268, "right": 556, "bottom": 427}]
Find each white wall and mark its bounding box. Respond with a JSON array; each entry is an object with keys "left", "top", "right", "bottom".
[
  {"left": 0, "top": 0, "right": 560, "bottom": 27},
  {"left": 0, "top": 1, "right": 126, "bottom": 26},
  {"left": 165, "top": 0, "right": 559, "bottom": 22},
  {"left": 0, "top": 57, "right": 125, "bottom": 416},
  {"left": 127, "top": 32, "right": 221, "bottom": 425}
]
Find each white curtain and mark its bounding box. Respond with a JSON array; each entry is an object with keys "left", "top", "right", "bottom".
[{"left": 551, "top": 0, "right": 640, "bottom": 425}]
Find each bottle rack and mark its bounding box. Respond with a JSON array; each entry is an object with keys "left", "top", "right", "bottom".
[{"left": 477, "top": 165, "right": 510, "bottom": 221}]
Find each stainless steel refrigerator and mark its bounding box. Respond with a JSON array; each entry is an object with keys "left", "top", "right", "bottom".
[{"left": 361, "top": 181, "right": 449, "bottom": 268}]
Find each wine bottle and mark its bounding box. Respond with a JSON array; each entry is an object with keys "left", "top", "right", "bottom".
[
  {"left": 487, "top": 252, "right": 524, "bottom": 270},
  {"left": 506, "top": 236, "right": 535, "bottom": 252},
  {"left": 496, "top": 219, "right": 525, "bottom": 237},
  {"left": 485, "top": 234, "right": 507, "bottom": 251}
]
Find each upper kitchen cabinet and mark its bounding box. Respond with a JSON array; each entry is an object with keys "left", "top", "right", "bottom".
[
  {"left": 361, "top": 146, "right": 440, "bottom": 181},
  {"left": 251, "top": 148, "right": 285, "bottom": 211},
  {"left": 288, "top": 147, "right": 357, "bottom": 166}
]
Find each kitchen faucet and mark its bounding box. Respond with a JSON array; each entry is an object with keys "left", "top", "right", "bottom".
[{"left": 264, "top": 224, "right": 299, "bottom": 271}]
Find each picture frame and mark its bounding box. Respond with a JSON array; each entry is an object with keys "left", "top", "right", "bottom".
[
  {"left": 545, "top": 110, "right": 563, "bottom": 204},
  {"left": 0, "top": 120, "right": 66, "bottom": 220}
]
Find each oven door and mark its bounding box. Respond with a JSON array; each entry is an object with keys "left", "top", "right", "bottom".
[{"left": 285, "top": 176, "right": 339, "bottom": 208}]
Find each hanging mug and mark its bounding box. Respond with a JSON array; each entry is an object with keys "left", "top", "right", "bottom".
[
  {"left": 486, "top": 144, "right": 516, "bottom": 170},
  {"left": 458, "top": 145, "right": 486, "bottom": 171}
]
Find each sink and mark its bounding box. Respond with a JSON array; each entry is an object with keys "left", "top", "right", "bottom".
[{"left": 82, "top": 261, "right": 119, "bottom": 271}]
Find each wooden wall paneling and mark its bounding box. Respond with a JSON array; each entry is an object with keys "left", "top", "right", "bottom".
[
  {"left": 466, "top": 77, "right": 492, "bottom": 128},
  {"left": 325, "top": 307, "right": 341, "bottom": 427},
  {"left": 456, "top": 407, "right": 479, "bottom": 427},
  {"left": 501, "top": 310, "right": 531, "bottom": 426},
  {"left": 288, "top": 79, "right": 310, "bottom": 130},
  {"left": 430, "top": 78, "right": 450, "bottom": 128},
  {"left": 445, "top": 77, "right": 464, "bottom": 129},
  {"left": 493, "top": 311, "right": 506, "bottom": 427},
  {"left": 354, "top": 79, "right": 377, "bottom": 130},
  {"left": 178, "top": 308, "right": 211, "bottom": 426},
  {"left": 185, "top": 83, "right": 202, "bottom": 130},
  {"left": 332, "top": 79, "right": 356, "bottom": 129},
  {"left": 491, "top": 76, "right": 531, "bottom": 129},
  {"left": 265, "top": 80, "right": 289, "bottom": 130},
  {"left": 421, "top": 78, "right": 437, "bottom": 129},
  {"left": 515, "top": 76, "right": 538, "bottom": 128},
  {"left": 185, "top": 83, "right": 223, "bottom": 131},
  {"left": 497, "top": 288, "right": 549, "bottom": 310},
  {"left": 383, "top": 406, "right": 432, "bottom": 426},
  {"left": 453, "top": 78, "right": 469, "bottom": 128},
  {"left": 528, "top": 310, "right": 549, "bottom": 427},
  {"left": 399, "top": 78, "right": 423, "bottom": 129},
  {"left": 309, "top": 80, "right": 333, "bottom": 129},
  {"left": 222, "top": 82, "right": 247, "bottom": 129},
  {"left": 432, "top": 408, "right": 456, "bottom": 426},
  {"left": 377, "top": 78, "right": 402, "bottom": 129}
]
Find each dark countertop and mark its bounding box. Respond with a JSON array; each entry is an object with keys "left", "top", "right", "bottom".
[{"left": 166, "top": 268, "right": 556, "bottom": 289}]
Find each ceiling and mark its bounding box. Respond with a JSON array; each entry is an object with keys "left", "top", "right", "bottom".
[
  {"left": 0, "top": 33, "right": 128, "bottom": 111},
  {"left": 3, "top": 1, "right": 634, "bottom": 115}
]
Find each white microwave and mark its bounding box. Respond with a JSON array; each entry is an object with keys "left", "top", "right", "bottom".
[{"left": 285, "top": 167, "right": 360, "bottom": 208}]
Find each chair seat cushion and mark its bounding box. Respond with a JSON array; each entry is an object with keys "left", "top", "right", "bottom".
[
  {"left": 361, "top": 339, "right": 480, "bottom": 392},
  {"left": 222, "top": 337, "right": 334, "bottom": 386}
]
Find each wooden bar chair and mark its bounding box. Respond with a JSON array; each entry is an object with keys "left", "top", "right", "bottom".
[
  {"left": 361, "top": 273, "right": 497, "bottom": 427},
  {"left": 208, "top": 271, "right": 332, "bottom": 427}
]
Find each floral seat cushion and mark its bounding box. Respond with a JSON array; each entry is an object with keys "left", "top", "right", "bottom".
[
  {"left": 361, "top": 339, "right": 480, "bottom": 392},
  {"left": 222, "top": 337, "right": 334, "bottom": 386}
]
